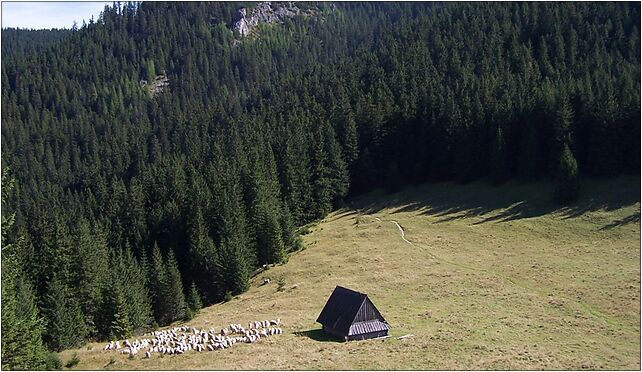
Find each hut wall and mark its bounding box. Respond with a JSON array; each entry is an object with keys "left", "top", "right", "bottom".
[{"left": 322, "top": 325, "right": 347, "bottom": 339}]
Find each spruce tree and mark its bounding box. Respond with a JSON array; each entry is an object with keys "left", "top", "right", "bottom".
[
  {"left": 118, "top": 248, "right": 153, "bottom": 332},
  {"left": 1, "top": 171, "right": 48, "bottom": 369},
  {"left": 42, "top": 275, "right": 87, "bottom": 351},
  {"left": 256, "top": 205, "right": 286, "bottom": 264},
  {"left": 186, "top": 281, "right": 202, "bottom": 320},
  {"left": 517, "top": 118, "right": 543, "bottom": 181},
  {"left": 1, "top": 168, "right": 47, "bottom": 370},
  {"left": 1, "top": 273, "right": 48, "bottom": 370},
  {"left": 385, "top": 161, "right": 404, "bottom": 194},
  {"left": 149, "top": 242, "right": 169, "bottom": 325},
  {"left": 279, "top": 202, "right": 302, "bottom": 253},
  {"left": 187, "top": 207, "right": 220, "bottom": 303},
  {"left": 554, "top": 143, "right": 580, "bottom": 205},
  {"left": 218, "top": 236, "right": 250, "bottom": 295},
  {"left": 163, "top": 249, "right": 187, "bottom": 323},
  {"left": 312, "top": 125, "right": 332, "bottom": 218},
  {"left": 108, "top": 283, "right": 133, "bottom": 340},
  {"left": 550, "top": 96, "right": 573, "bottom": 173},
  {"left": 489, "top": 123, "right": 509, "bottom": 184},
  {"left": 69, "top": 219, "right": 110, "bottom": 338}
]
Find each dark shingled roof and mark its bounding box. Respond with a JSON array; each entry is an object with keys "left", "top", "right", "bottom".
[
  {"left": 348, "top": 319, "right": 390, "bottom": 336},
  {"left": 316, "top": 286, "right": 390, "bottom": 336}
]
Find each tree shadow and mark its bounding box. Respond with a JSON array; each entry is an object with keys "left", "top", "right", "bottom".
[
  {"left": 600, "top": 212, "right": 641, "bottom": 230},
  {"left": 350, "top": 176, "right": 640, "bottom": 225},
  {"left": 293, "top": 329, "right": 344, "bottom": 343}
]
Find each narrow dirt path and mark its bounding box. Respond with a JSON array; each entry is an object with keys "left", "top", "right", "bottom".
[{"left": 371, "top": 214, "right": 632, "bottom": 332}]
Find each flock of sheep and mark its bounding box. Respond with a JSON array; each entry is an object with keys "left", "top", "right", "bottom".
[{"left": 103, "top": 319, "right": 283, "bottom": 359}]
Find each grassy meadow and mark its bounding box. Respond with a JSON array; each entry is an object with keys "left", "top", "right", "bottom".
[{"left": 60, "top": 177, "right": 640, "bottom": 370}]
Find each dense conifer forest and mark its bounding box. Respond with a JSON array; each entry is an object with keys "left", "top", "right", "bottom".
[{"left": 1, "top": 2, "right": 639, "bottom": 368}]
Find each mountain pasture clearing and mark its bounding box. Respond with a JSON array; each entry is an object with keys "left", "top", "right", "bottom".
[{"left": 60, "top": 177, "right": 640, "bottom": 370}]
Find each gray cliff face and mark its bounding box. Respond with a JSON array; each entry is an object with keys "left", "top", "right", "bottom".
[{"left": 231, "top": 2, "right": 304, "bottom": 37}]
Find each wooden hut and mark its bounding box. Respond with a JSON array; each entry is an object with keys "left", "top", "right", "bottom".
[{"left": 316, "top": 286, "right": 390, "bottom": 341}]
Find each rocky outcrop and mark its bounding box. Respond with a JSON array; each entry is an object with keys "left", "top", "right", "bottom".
[
  {"left": 140, "top": 75, "right": 169, "bottom": 97},
  {"left": 231, "top": 2, "right": 313, "bottom": 37}
]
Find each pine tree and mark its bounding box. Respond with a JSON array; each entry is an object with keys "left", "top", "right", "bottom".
[{"left": 554, "top": 143, "right": 580, "bottom": 204}]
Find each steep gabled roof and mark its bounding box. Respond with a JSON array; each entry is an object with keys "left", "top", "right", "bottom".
[{"left": 316, "top": 286, "right": 389, "bottom": 335}]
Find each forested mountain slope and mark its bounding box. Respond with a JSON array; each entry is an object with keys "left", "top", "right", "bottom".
[
  {"left": 1, "top": 28, "right": 72, "bottom": 60},
  {"left": 1, "top": 2, "right": 639, "bottom": 368}
]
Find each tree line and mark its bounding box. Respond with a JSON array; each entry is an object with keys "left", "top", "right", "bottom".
[{"left": 1, "top": 2, "right": 639, "bottom": 369}]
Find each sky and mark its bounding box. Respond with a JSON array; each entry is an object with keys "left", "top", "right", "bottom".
[{"left": 2, "top": 2, "right": 111, "bottom": 29}]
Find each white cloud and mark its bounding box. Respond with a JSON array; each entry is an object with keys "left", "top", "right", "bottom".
[{"left": 2, "top": 2, "right": 111, "bottom": 29}]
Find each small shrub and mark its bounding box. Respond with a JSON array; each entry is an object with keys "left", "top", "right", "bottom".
[
  {"left": 277, "top": 276, "right": 286, "bottom": 292},
  {"left": 65, "top": 353, "right": 80, "bottom": 368},
  {"left": 223, "top": 291, "right": 233, "bottom": 302},
  {"left": 127, "top": 354, "right": 135, "bottom": 360},
  {"left": 184, "top": 308, "right": 194, "bottom": 321},
  {"left": 299, "top": 226, "right": 311, "bottom": 235},
  {"left": 45, "top": 352, "right": 62, "bottom": 370}
]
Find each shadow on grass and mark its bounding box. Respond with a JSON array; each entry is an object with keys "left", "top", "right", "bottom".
[
  {"left": 600, "top": 211, "right": 641, "bottom": 230},
  {"left": 293, "top": 329, "right": 344, "bottom": 343},
  {"left": 347, "top": 176, "right": 640, "bottom": 225}
]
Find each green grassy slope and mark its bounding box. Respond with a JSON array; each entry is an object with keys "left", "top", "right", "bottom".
[{"left": 60, "top": 177, "right": 640, "bottom": 370}]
